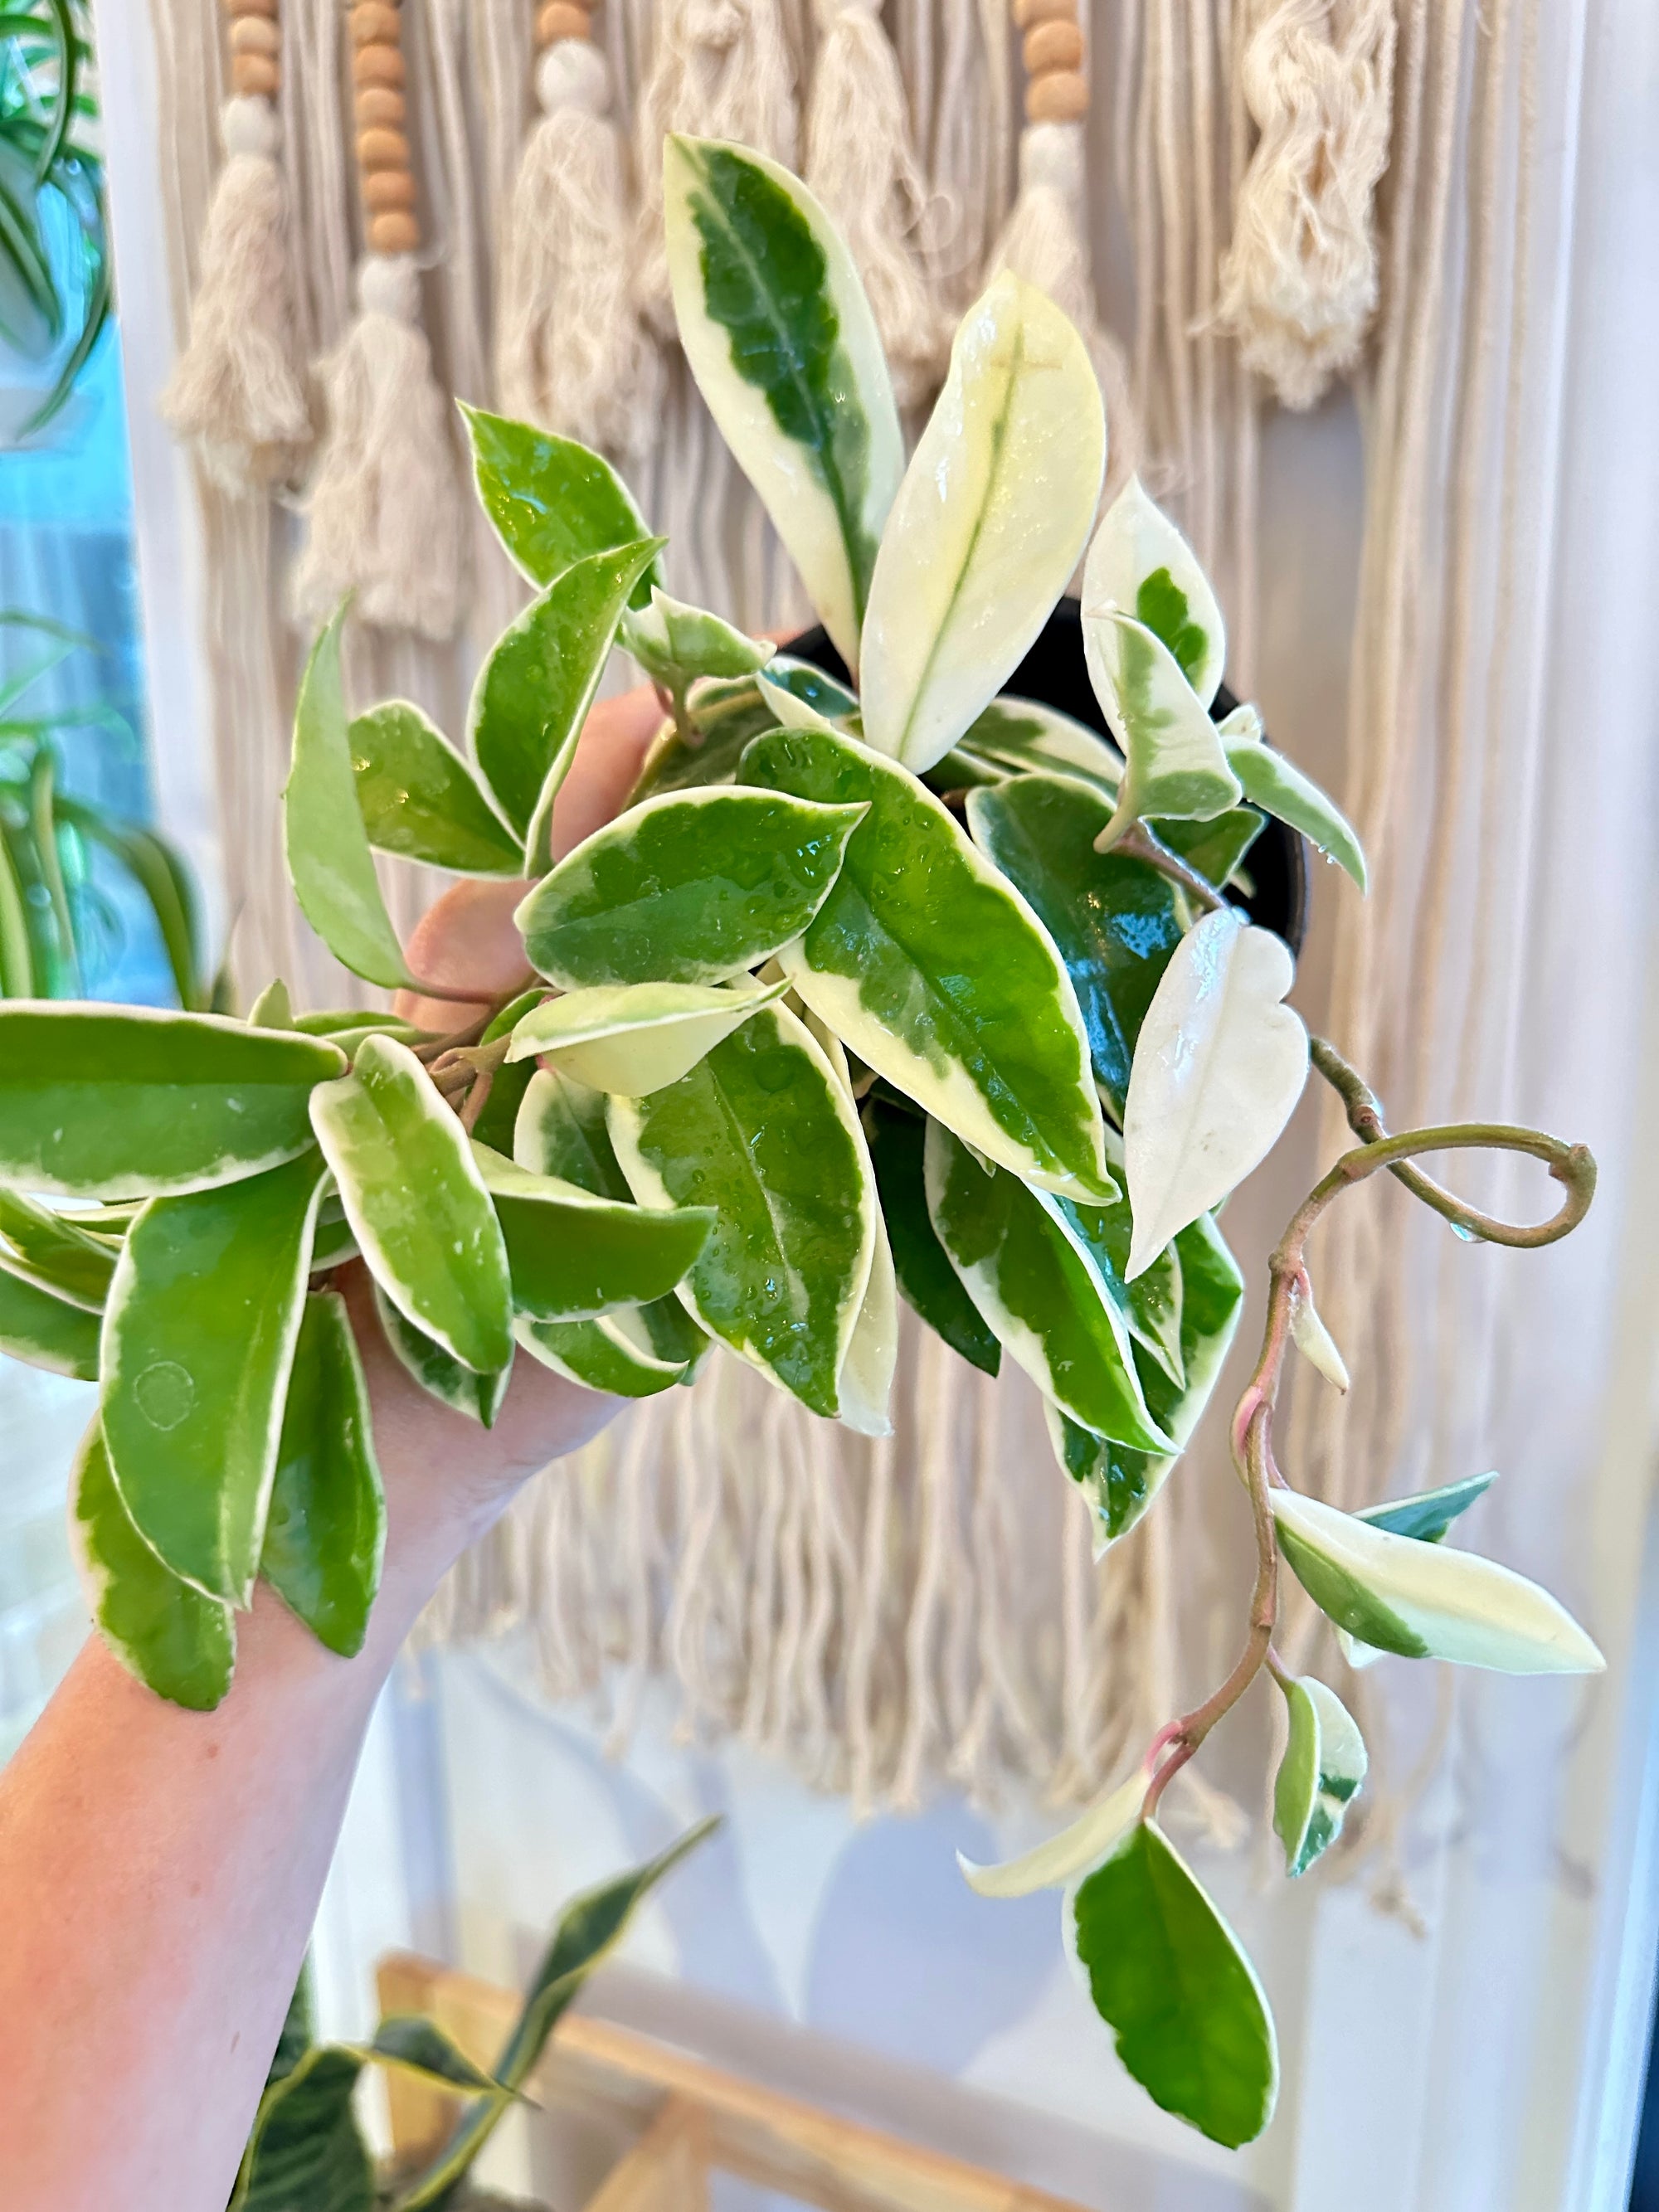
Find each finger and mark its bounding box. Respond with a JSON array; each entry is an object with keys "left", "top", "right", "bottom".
[
  {"left": 395, "top": 878, "right": 528, "bottom": 1030},
  {"left": 547, "top": 684, "right": 664, "bottom": 860}
]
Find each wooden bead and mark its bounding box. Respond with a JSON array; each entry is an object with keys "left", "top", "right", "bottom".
[
  {"left": 231, "top": 51, "right": 280, "bottom": 95},
  {"left": 1013, "top": 0, "right": 1074, "bottom": 27},
  {"left": 229, "top": 14, "right": 280, "bottom": 54},
  {"left": 368, "top": 210, "right": 421, "bottom": 255},
  {"left": 351, "top": 3, "right": 402, "bottom": 46},
  {"left": 1024, "top": 19, "right": 1083, "bottom": 72},
  {"left": 353, "top": 42, "right": 405, "bottom": 86},
  {"left": 1024, "top": 69, "right": 1088, "bottom": 123},
  {"left": 223, "top": 0, "right": 278, "bottom": 17},
  {"left": 363, "top": 167, "right": 416, "bottom": 211},
  {"left": 354, "top": 85, "right": 406, "bottom": 128},
  {"left": 357, "top": 126, "right": 411, "bottom": 173},
  {"left": 536, "top": 0, "right": 591, "bottom": 44}
]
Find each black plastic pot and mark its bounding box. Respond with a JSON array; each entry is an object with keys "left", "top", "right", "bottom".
[{"left": 786, "top": 597, "right": 1310, "bottom": 956}]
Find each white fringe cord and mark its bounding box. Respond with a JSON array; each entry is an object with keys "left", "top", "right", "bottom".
[
  {"left": 1217, "top": 0, "right": 1398, "bottom": 411},
  {"left": 160, "top": 95, "right": 311, "bottom": 492},
  {"left": 496, "top": 39, "right": 663, "bottom": 462},
  {"left": 291, "top": 253, "right": 467, "bottom": 641}
]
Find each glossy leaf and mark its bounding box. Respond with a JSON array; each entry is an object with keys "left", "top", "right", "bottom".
[
  {"left": 466, "top": 987, "right": 544, "bottom": 1159},
  {"left": 462, "top": 402, "right": 660, "bottom": 606},
  {"left": 862, "top": 272, "right": 1105, "bottom": 775},
  {"left": 360, "top": 2017, "right": 504, "bottom": 2095},
  {"left": 958, "top": 1772, "right": 1144, "bottom": 1898},
  {"left": 948, "top": 695, "right": 1121, "bottom": 797},
  {"left": 1082, "top": 474, "right": 1226, "bottom": 707},
  {"left": 374, "top": 1285, "right": 512, "bottom": 1428},
  {"left": 284, "top": 606, "right": 415, "bottom": 991},
  {"left": 627, "top": 675, "right": 776, "bottom": 802},
  {"left": 232, "top": 2046, "right": 374, "bottom": 2212},
  {"left": 607, "top": 1002, "right": 873, "bottom": 1416},
  {"left": 1269, "top": 1487, "right": 1606, "bottom": 1673},
  {"left": 758, "top": 656, "right": 861, "bottom": 732},
  {"left": 743, "top": 727, "right": 1112, "bottom": 1198},
  {"left": 925, "top": 1121, "right": 1169, "bottom": 1451},
  {"left": 72, "top": 1421, "right": 235, "bottom": 1710},
  {"left": 1223, "top": 719, "right": 1367, "bottom": 891},
  {"left": 1084, "top": 610, "right": 1241, "bottom": 839},
  {"left": 261, "top": 1290, "right": 385, "bottom": 1657},
  {"left": 623, "top": 586, "right": 776, "bottom": 688},
  {"left": 0, "top": 1005, "right": 344, "bottom": 1199},
  {"left": 392, "top": 1820, "right": 718, "bottom": 2211},
  {"left": 1051, "top": 1178, "right": 1185, "bottom": 1388},
  {"left": 1273, "top": 1672, "right": 1366, "bottom": 1877},
  {"left": 0, "top": 1181, "right": 114, "bottom": 1309},
  {"left": 515, "top": 1307, "right": 688, "bottom": 1397},
  {"left": 1123, "top": 908, "right": 1308, "bottom": 1278},
  {"left": 507, "top": 978, "right": 789, "bottom": 1094},
  {"left": 664, "top": 135, "right": 902, "bottom": 668},
  {"left": 517, "top": 785, "right": 867, "bottom": 989},
  {"left": 469, "top": 536, "right": 664, "bottom": 876},
  {"left": 1044, "top": 1209, "right": 1243, "bottom": 1548},
  {"left": 1355, "top": 1471, "right": 1497, "bottom": 1544},
  {"left": 863, "top": 1096, "right": 1000, "bottom": 1375},
  {"left": 1070, "top": 1821, "right": 1278, "bottom": 2148},
  {"left": 836, "top": 1173, "right": 898, "bottom": 1437},
  {"left": 101, "top": 1151, "right": 328, "bottom": 1602},
  {"left": 348, "top": 701, "right": 525, "bottom": 877},
  {"left": 1160, "top": 807, "right": 1267, "bottom": 891},
  {"left": 310, "top": 1035, "right": 513, "bottom": 1375},
  {"left": 0, "top": 1256, "right": 101, "bottom": 1378},
  {"left": 473, "top": 1140, "right": 713, "bottom": 1320},
  {"left": 966, "top": 771, "right": 1185, "bottom": 1118}
]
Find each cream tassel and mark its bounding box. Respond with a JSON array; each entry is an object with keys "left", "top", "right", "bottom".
[
  {"left": 804, "top": 0, "right": 946, "bottom": 410},
  {"left": 496, "top": 38, "right": 663, "bottom": 463},
  {"left": 634, "top": 0, "right": 800, "bottom": 337},
  {"left": 160, "top": 96, "right": 310, "bottom": 493},
  {"left": 990, "top": 121, "right": 1142, "bottom": 503},
  {"left": 1216, "top": 0, "right": 1397, "bottom": 411},
  {"left": 291, "top": 255, "right": 466, "bottom": 642}
]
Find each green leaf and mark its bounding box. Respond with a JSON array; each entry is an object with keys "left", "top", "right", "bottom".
[
  {"left": 247, "top": 979, "right": 294, "bottom": 1028},
  {"left": 1160, "top": 807, "right": 1266, "bottom": 891},
  {"left": 742, "top": 727, "right": 1112, "bottom": 1199},
  {"left": 71, "top": 1420, "right": 235, "bottom": 1710},
  {"left": 924, "top": 1121, "right": 1169, "bottom": 1451},
  {"left": 516, "top": 785, "right": 868, "bottom": 989},
  {"left": 1222, "top": 718, "right": 1368, "bottom": 891},
  {"left": 1044, "top": 1210, "right": 1244, "bottom": 1548},
  {"left": 374, "top": 1285, "right": 512, "bottom": 1427},
  {"left": 1355, "top": 1471, "right": 1497, "bottom": 1544},
  {"left": 392, "top": 1819, "right": 718, "bottom": 2211},
  {"left": 626, "top": 674, "right": 775, "bottom": 802},
  {"left": 0, "top": 1253, "right": 101, "bottom": 1377},
  {"left": 284, "top": 606, "right": 416, "bottom": 991},
  {"left": 270, "top": 1964, "right": 315, "bottom": 2087},
  {"left": 473, "top": 1140, "right": 714, "bottom": 1321},
  {"left": 757, "top": 656, "right": 861, "bottom": 732},
  {"left": 959, "top": 1772, "right": 1144, "bottom": 1898},
  {"left": 946, "top": 695, "right": 1121, "bottom": 797},
  {"left": 348, "top": 701, "right": 526, "bottom": 877},
  {"left": 467, "top": 988, "right": 543, "bottom": 1157},
  {"left": 966, "top": 771, "right": 1184, "bottom": 1118},
  {"left": 469, "top": 537, "right": 664, "bottom": 876},
  {"left": 1272, "top": 1672, "right": 1367, "bottom": 1877},
  {"left": 507, "top": 978, "right": 789, "bottom": 1094},
  {"left": 515, "top": 1307, "right": 688, "bottom": 1397},
  {"left": 101, "top": 1150, "right": 329, "bottom": 1602},
  {"left": 232, "top": 2046, "right": 374, "bottom": 2212},
  {"left": 513, "top": 1065, "right": 634, "bottom": 1200},
  {"left": 607, "top": 1002, "right": 874, "bottom": 1417},
  {"left": 664, "top": 135, "right": 902, "bottom": 668},
  {"left": 1070, "top": 1821, "right": 1278, "bottom": 2147},
  {"left": 1085, "top": 611, "right": 1241, "bottom": 838},
  {"left": 310, "top": 1035, "right": 513, "bottom": 1375},
  {"left": 0, "top": 1005, "right": 345, "bottom": 1199},
  {"left": 836, "top": 1178, "right": 898, "bottom": 1437},
  {"left": 462, "top": 403, "right": 661, "bottom": 608},
  {"left": 1082, "top": 475, "right": 1226, "bottom": 707},
  {"left": 57, "top": 807, "right": 208, "bottom": 1011},
  {"left": 862, "top": 272, "right": 1105, "bottom": 775},
  {"left": 862, "top": 1096, "right": 999, "bottom": 1375},
  {"left": 1123, "top": 908, "right": 1307, "bottom": 1279},
  {"left": 261, "top": 1290, "right": 385, "bottom": 1657},
  {"left": 0, "top": 820, "right": 33, "bottom": 994},
  {"left": 1269, "top": 1487, "right": 1605, "bottom": 1672},
  {"left": 360, "top": 2016, "right": 505, "bottom": 2095},
  {"left": 0, "top": 1181, "right": 115, "bottom": 1309},
  {"left": 622, "top": 586, "right": 776, "bottom": 688}
]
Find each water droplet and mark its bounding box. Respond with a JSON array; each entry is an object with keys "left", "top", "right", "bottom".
[
  {"left": 134, "top": 1359, "right": 195, "bottom": 1432},
  {"left": 1449, "top": 1221, "right": 1481, "bottom": 1244}
]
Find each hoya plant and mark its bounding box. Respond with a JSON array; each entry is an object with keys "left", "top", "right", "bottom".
[{"left": 0, "top": 139, "right": 1599, "bottom": 2149}]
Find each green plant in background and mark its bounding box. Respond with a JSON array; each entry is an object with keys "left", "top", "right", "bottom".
[
  {"left": 0, "top": 140, "right": 1601, "bottom": 2148},
  {"left": 0, "top": 611, "right": 212, "bottom": 1004},
  {"left": 233, "top": 1821, "right": 713, "bottom": 2211},
  {"left": 0, "top": 0, "right": 108, "bottom": 437}
]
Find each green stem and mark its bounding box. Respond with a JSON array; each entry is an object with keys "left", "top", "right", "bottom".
[{"left": 1101, "top": 819, "right": 1227, "bottom": 914}]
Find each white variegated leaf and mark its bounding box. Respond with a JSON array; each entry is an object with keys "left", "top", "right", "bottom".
[
  {"left": 506, "top": 979, "right": 788, "bottom": 1094},
  {"left": 1084, "top": 610, "right": 1241, "bottom": 841},
  {"left": 1082, "top": 474, "right": 1226, "bottom": 708},
  {"left": 1289, "top": 1275, "right": 1350, "bottom": 1393},
  {"left": 958, "top": 1773, "right": 1145, "bottom": 1898}
]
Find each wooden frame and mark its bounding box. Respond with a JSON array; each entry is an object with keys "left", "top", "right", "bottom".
[{"left": 377, "top": 1953, "right": 1089, "bottom": 2212}]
